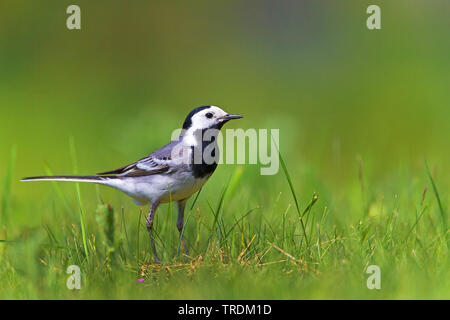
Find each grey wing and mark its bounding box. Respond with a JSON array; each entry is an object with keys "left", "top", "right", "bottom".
[{"left": 97, "top": 140, "right": 184, "bottom": 177}]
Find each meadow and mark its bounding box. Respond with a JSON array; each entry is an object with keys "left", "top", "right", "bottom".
[{"left": 0, "top": 1, "right": 449, "bottom": 299}]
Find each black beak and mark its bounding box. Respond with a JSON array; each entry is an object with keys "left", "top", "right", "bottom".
[{"left": 222, "top": 113, "right": 243, "bottom": 121}]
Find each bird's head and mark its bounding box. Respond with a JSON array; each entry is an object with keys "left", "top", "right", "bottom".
[{"left": 181, "top": 105, "right": 243, "bottom": 133}]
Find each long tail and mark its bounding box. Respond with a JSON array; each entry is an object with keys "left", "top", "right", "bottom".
[{"left": 20, "top": 176, "right": 112, "bottom": 183}]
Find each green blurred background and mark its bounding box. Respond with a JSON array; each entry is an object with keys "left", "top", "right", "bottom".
[{"left": 0, "top": 1, "right": 449, "bottom": 299}]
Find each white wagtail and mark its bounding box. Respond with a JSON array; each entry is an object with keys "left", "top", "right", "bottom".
[{"left": 21, "top": 105, "right": 243, "bottom": 262}]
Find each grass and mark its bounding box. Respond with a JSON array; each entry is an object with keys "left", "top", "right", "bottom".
[
  {"left": 69, "top": 137, "right": 90, "bottom": 263},
  {"left": 425, "top": 160, "right": 448, "bottom": 249},
  {"left": 0, "top": 145, "right": 448, "bottom": 299}
]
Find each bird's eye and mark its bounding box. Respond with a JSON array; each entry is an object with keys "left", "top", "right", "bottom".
[{"left": 205, "top": 112, "right": 213, "bottom": 119}]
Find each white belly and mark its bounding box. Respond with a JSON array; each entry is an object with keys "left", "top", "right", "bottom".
[{"left": 106, "top": 172, "right": 210, "bottom": 205}]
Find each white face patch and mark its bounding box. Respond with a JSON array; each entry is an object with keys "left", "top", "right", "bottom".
[
  {"left": 187, "top": 106, "right": 228, "bottom": 132},
  {"left": 180, "top": 106, "right": 232, "bottom": 147}
]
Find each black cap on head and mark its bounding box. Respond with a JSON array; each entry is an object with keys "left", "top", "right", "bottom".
[{"left": 182, "top": 105, "right": 211, "bottom": 129}]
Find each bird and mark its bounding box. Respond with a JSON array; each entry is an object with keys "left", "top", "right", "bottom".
[{"left": 21, "top": 105, "right": 243, "bottom": 262}]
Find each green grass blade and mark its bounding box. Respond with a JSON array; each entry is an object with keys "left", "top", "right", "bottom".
[
  {"left": 70, "top": 136, "right": 89, "bottom": 262},
  {"left": 425, "top": 160, "right": 448, "bottom": 248},
  {"left": 223, "top": 166, "right": 244, "bottom": 203},
  {"left": 223, "top": 207, "right": 258, "bottom": 239},
  {"left": 404, "top": 206, "right": 428, "bottom": 243},
  {"left": 190, "top": 188, "right": 202, "bottom": 211},
  {"left": 44, "top": 163, "right": 75, "bottom": 217},
  {"left": 136, "top": 209, "right": 142, "bottom": 264},
  {"left": 274, "top": 139, "right": 309, "bottom": 247},
  {"left": 211, "top": 180, "right": 231, "bottom": 238}
]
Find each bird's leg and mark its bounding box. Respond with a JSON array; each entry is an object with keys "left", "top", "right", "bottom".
[
  {"left": 146, "top": 201, "right": 160, "bottom": 263},
  {"left": 177, "top": 199, "right": 189, "bottom": 257}
]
